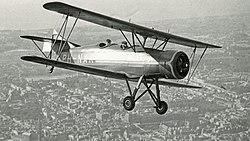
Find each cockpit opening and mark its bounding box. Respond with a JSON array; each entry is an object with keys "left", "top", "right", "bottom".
[{"left": 99, "top": 39, "right": 129, "bottom": 50}]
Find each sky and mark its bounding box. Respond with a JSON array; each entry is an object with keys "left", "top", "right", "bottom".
[{"left": 0, "top": 0, "right": 250, "bottom": 30}]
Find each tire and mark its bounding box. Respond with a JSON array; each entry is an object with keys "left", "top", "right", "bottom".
[
  {"left": 123, "top": 96, "right": 135, "bottom": 111},
  {"left": 156, "top": 101, "right": 168, "bottom": 115}
]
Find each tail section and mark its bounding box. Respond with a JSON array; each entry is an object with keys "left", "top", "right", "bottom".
[
  {"left": 50, "top": 29, "right": 75, "bottom": 63},
  {"left": 21, "top": 29, "right": 80, "bottom": 63}
]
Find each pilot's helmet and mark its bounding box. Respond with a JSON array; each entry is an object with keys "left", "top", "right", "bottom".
[
  {"left": 106, "top": 39, "right": 111, "bottom": 44},
  {"left": 121, "top": 41, "right": 127, "bottom": 45}
]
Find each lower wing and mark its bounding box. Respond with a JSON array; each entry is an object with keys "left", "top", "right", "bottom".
[
  {"left": 157, "top": 79, "right": 201, "bottom": 88},
  {"left": 21, "top": 56, "right": 201, "bottom": 88},
  {"left": 21, "top": 56, "right": 128, "bottom": 79}
]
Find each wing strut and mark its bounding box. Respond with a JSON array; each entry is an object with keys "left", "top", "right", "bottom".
[
  {"left": 56, "top": 12, "right": 80, "bottom": 61},
  {"left": 31, "top": 40, "right": 48, "bottom": 58},
  {"left": 162, "top": 39, "right": 169, "bottom": 51},
  {"left": 152, "top": 38, "right": 158, "bottom": 48},
  {"left": 132, "top": 31, "right": 136, "bottom": 52},
  {"left": 155, "top": 38, "right": 170, "bottom": 50},
  {"left": 49, "top": 12, "right": 80, "bottom": 73},
  {"left": 187, "top": 47, "right": 207, "bottom": 83},
  {"left": 119, "top": 29, "right": 174, "bottom": 52},
  {"left": 120, "top": 30, "right": 133, "bottom": 49},
  {"left": 119, "top": 30, "right": 148, "bottom": 52},
  {"left": 187, "top": 46, "right": 197, "bottom": 80},
  {"left": 56, "top": 15, "right": 69, "bottom": 59},
  {"left": 134, "top": 32, "right": 144, "bottom": 48},
  {"left": 49, "top": 15, "right": 69, "bottom": 59}
]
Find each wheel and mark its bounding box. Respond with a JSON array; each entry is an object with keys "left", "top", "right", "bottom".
[
  {"left": 156, "top": 101, "right": 168, "bottom": 115},
  {"left": 123, "top": 96, "right": 135, "bottom": 111}
]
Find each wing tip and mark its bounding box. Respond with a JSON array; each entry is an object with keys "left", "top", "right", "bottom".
[
  {"left": 191, "top": 85, "right": 202, "bottom": 89},
  {"left": 21, "top": 56, "right": 39, "bottom": 62},
  {"left": 20, "top": 35, "right": 31, "bottom": 39},
  {"left": 20, "top": 56, "right": 32, "bottom": 61},
  {"left": 43, "top": 1, "right": 66, "bottom": 10},
  {"left": 20, "top": 35, "right": 42, "bottom": 40},
  {"left": 181, "top": 83, "right": 202, "bottom": 89},
  {"left": 213, "top": 45, "right": 222, "bottom": 48}
]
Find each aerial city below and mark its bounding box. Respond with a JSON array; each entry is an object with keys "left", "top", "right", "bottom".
[{"left": 0, "top": 1, "right": 250, "bottom": 141}]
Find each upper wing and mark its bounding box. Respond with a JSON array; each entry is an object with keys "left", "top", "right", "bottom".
[
  {"left": 43, "top": 2, "right": 221, "bottom": 49},
  {"left": 21, "top": 56, "right": 128, "bottom": 79}
]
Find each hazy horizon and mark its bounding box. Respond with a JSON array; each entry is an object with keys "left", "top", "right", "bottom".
[{"left": 1, "top": 0, "right": 250, "bottom": 30}]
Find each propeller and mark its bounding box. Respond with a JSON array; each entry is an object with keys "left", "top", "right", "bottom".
[{"left": 176, "top": 54, "right": 189, "bottom": 77}]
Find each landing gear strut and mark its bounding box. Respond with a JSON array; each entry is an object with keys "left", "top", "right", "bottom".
[{"left": 122, "top": 76, "right": 168, "bottom": 115}]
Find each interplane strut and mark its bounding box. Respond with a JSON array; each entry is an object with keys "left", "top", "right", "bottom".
[
  {"left": 49, "top": 13, "right": 80, "bottom": 73},
  {"left": 187, "top": 46, "right": 208, "bottom": 83}
]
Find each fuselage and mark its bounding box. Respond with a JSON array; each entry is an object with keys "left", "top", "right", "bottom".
[
  {"left": 70, "top": 44, "right": 162, "bottom": 78},
  {"left": 64, "top": 43, "right": 189, "bottom": 79}
]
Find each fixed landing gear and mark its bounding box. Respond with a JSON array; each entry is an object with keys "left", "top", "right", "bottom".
[
  {"left": 123, "top": 76, "right": 168, "bottom": 115},
  {"left": 123, "top": 96, "right": 135, "bottom": 111},
  {"left": 155, "top": 101, "right": 168, "bottom": 115}
]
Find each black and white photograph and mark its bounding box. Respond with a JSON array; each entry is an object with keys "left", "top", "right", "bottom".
[{"left": 0, "top": 0, "right": 250, "bottom": 140}]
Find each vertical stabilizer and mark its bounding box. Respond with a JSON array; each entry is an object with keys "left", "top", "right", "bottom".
[{"left": 52, "top": 29, "right": 63, "bottom": 40}]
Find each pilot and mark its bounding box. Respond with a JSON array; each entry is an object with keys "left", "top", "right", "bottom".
[
  {"left": 120, "top": 41, "right": 128, "bottom": 50},
  {"left": 99, "top": 39, "right": 113, "bottom": 48},
  {"left": 106, "top": 39, "right": 112, "bottom": 46}
]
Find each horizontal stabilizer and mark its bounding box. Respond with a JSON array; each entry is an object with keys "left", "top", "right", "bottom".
[{"left": 20, "top": 35, "right": 81, "bottom": 47}]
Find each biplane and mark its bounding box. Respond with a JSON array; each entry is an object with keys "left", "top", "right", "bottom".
[{"left": 21, "top": 2, "right": 222, "bottom": 115}]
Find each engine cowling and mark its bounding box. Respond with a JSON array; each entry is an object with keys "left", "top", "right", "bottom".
[
  {"left": 169, "top": 51, "right": 190, "bottom": 79},
  {"left": 146, "top": 49, "right": 189, "bottom": 79}
]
